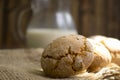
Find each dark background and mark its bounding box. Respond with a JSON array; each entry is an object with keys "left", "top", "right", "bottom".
[{"left": 0, "top": 0, "right": 120, "bottom": 49}]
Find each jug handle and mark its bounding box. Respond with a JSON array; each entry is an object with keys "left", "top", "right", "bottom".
[{"left": 13, "top": 5, "right": 32, "bottom": 46}]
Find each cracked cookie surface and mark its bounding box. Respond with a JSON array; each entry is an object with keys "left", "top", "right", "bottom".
[
  {"left": 87, "top": 39, "right": 112, "bottom": 72},
  {"left": 101, "top": 38, "right": 120, "bottom": 66},
  {"left": 41, "top": 35, "right": 94, "bottom": 78},
  {"left": 90, "top": 36, "right": 120, "bottom": 67}
]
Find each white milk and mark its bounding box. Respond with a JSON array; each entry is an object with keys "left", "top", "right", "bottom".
[{"left": 26, "top": 28, "right": 77, "bottom": 48}]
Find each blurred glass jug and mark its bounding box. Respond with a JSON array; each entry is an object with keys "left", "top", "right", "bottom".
[{"left": 27, "top": 0, "right": 77, "bottom": 48}]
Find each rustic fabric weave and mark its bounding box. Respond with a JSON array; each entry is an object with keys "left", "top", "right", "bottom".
[{"left": 0, "top": 48, "right": 120, "bottom": 80}]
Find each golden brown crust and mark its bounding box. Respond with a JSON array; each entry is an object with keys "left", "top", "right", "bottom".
[
  {"left": 87, "top": 39, "right": 111, "bottom": 72},
  {"left": 101, "top": 38, "right": 120, "bottom": 66},
  {"left": 89, "top": 35, "right": 120, "bottom": 67},
  {"left": 41, "top": 35, "right": 94, "bottom": 78}
]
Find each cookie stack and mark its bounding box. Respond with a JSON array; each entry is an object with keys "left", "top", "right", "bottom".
[
  {"left": 90, "top": 35, "right": 120, "bottom": 67},
  {"left": 41, "top": 34, "right": 120, "bottom": 78}
]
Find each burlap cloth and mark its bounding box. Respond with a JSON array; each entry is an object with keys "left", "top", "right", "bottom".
[{"left": 0, "top": 48, "right": 120, "bottom": 80}]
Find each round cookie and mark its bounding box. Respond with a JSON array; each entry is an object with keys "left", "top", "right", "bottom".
[
  {"left": 41, "top": 35, "right": 94, "bottom": 78},
  {"left": 87, "top": 39, "right": 111, "bottom": 72},
  {"left": 101, "top": 38, "right": 120, "bottom": 66}
]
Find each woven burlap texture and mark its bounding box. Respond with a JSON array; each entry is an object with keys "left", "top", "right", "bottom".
[{"left": 0, "top": 48, "right": 120, "bottom": 80}]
